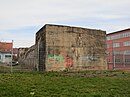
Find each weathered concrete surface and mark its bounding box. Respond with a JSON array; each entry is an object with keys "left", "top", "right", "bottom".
[
  {"left": 18, "top": 46, "right": 36, "bottom": 70},
  {"left": 18, "top": 48, "right": 29, "bottom": 64},
  {"left": 35, "top": 24, "right": 107, "bottom": 71}
]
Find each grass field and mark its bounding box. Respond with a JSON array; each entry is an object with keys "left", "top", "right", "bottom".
[{"left": 0, "top": 70, "right": 130, "bottom": 97}]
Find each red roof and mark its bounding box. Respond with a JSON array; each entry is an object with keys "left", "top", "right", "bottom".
[{"left": 0, "top": 42, "right": 12, "bottom": 53}]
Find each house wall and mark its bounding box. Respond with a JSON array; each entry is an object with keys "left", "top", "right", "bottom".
[
  {"left": 0, "top": 53, "right": 12, "bottom": 64},
  {"left": 36, "top": 24, "right": 107, "bottom": 71},
  {"left": 0, "top": 53, "right": 3, "bottom": 63}
]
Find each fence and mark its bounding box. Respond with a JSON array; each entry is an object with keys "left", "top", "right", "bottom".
[
  {"left": 107, "top": 54, "right": 130, "bottom": 70},
  {"left": 0, "top": 39, "right": 35, "bottom": 73},
  {"left": 0, "top": 54, "right": 108, "bottom": 73}
]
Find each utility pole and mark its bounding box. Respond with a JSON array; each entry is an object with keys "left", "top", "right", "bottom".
[
  {"left": 123, "top": 52, "right": 126, "bottom": 67},
  {"left": 113, "top": 55, "right": 115, "bottom": 69},
  {"left": 11, "top": 40, "right": 13, "bottom": 73},
  {"left": 112, "top": 40, "right": 115, "bottom": 70}
]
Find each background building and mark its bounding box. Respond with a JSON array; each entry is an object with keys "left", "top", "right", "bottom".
[
  {"left": 0, "top": 42, "right": 12, "bottom": 64},
  {"left": 18, "top": 46, "right": 36, "bottom": 70},
  {"left": 107, "top": 28, "right": 130, "bottom": 69},
  {"left": 35, "top": 24, "right": 107, "bottom": 71},
  {"left": 0, "top": 42, "right": 18, "bottom": 64}
]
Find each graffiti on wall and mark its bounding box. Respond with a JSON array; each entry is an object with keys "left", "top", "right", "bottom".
[
  {"left": 80, "top": 55, "right": 99, "bottom": 62},
  {"left": 48, "top": 48, "right": 73, "bottom": 69}
]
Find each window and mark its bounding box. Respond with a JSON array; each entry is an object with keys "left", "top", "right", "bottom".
[
  {"left": 5, "top": 55, "right": 11, "bottom": 58},
  {"left": 115, "top": 59, "right": 120, "bottom": 63},
  {"left": 123, "top": 41, "right": 130, "bottom": 46},
  {"left": 124, "top": 50, "right": 130, "bottom": 55},
  {"left": 113, "top": 43, "right": 120, "bottom": 48},
  {"left": 107, "top": 36, "right": 111, "bottom": 40},
  {"left": 125, "top": 59, "right": 130, "bottom": 63},
  {"left": 113, "top": 51, "right": 121, "bottom": 55}
]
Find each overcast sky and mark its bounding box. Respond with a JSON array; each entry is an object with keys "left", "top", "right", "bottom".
[{"left": 0, "top": 0, "right": 130, "bottom": 47}]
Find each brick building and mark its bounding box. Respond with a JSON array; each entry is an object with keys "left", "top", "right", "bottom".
[
  {"left": 107, "top": 28, "right": 130, "bottom": 69},
  {"left": 35, "top": 24, "right": 107, "bottom": 71}
]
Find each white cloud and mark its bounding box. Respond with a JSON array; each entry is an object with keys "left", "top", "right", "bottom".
[{"left": 0, "top": 0, "right": 130, "bottom": 47}]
